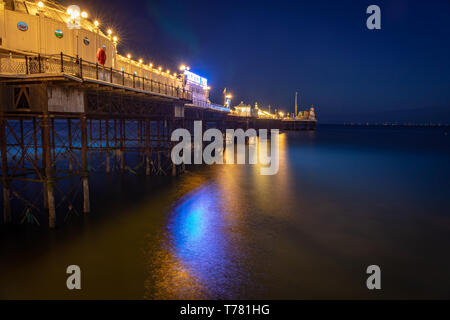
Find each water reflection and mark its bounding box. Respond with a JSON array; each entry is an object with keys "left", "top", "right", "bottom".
[
  {"left": 146, "top": 133, "right": 293, "bottom": 299},
  {"left": 146, "top": 183, "right": 244, "bottom": 299}
]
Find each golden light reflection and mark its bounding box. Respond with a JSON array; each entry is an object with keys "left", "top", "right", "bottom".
[
  {"left": 248, "top": 133, "right": 294, "bottom": 216},
  {"left": 144, "top": 244, "right": 208, "bottom": 299}
]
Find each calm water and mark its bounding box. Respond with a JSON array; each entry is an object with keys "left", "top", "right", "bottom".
[{"left": 1, "top": 125, "right": 450, "bottom": 299}]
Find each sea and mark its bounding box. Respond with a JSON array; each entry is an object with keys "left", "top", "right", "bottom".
[{"left": 1, "top": 125, "right": 449, "bottom": 299}]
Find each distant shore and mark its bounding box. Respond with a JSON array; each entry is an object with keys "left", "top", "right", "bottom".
[{"left": 321, "top": 123, "right": 450, "bottom": 128}]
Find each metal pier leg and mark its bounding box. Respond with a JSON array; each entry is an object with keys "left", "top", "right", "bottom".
[
  {"left": 33, "top": 118, "right": 38, "bottom": 162},
  {"left": 171, "top": 117, "right": 176, "bottom": 177},
  {"left": 67, "top": 118, "right": 73, "bottom": 171},
  {"left": 42, "top": 113, "right": 56, "bottom": 228},
  {"left": 0, "top": 116, "right": 11, "bottom": 223},
  {"left": 120, "top": 119, "right": 124, "bottom": 172},
  {"left": 41, "top": 123, "right": 48, "bottom": 210},
  {"left": 181, "top": 118, "right": 186, "bottom": 173},
  {"left": 81, "top": 115, "right": 90, "bottom": 214},
  {"left": 145, "top": 119, "right": 150, "bottom": 176},
  {"left": 105, "top": 119, "right": 110, "bottom": 173},
  {"left": 157, "top": 120, "right": 162, "bottom": 173}
]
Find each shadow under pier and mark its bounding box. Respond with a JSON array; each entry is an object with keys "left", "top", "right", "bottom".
[{"left": 0, "top": 74, "right": 190, "bottom": 228}]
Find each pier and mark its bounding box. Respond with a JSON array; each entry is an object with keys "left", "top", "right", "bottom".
[
  {"left": 0, "top": 52, "right": 290, "bottom": 227},
  {"left": 0, "top": 0, "right": 315, "bottom": 228}
]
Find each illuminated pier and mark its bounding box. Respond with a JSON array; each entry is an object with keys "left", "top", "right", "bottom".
[{"left": 0, "top": 0, "right": 314, "bottom": 228}]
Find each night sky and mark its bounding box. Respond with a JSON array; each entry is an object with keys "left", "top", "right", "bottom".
[{"left": 62, "top": 0, "right": 450, "bottom": 123}]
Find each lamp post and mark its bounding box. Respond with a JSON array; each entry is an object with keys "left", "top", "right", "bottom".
[
  {"left": 94, "top": 20, "right": 99, "bottom": 55},
  {"left": 139, "top": 59, "right": 143, "bottom": 77},
  {"left": 37, "top": 1, "right": 45, "bottom": 55},
  {"left": 225, "top": 94, "right": 232, "bottom": 108},
  {"left": 127, "top": 53, "right": 132, "bottom": 73},
  {"left": 112, "top": 36, "right": 118, "bottom": 69}
]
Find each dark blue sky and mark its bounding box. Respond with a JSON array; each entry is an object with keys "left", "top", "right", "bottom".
[{"left": 65, "top": 0, "right": 450, "bottom": 123}]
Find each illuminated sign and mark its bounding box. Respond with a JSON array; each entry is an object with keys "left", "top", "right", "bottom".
[
  {"left": 184, "top": 70, "right": 207, "bottom": 87},
  {"left": 17, "top": 22, "right": 28, "bottom": 31}
]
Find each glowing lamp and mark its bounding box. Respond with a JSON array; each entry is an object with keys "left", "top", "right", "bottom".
[
  {"left": 37, "top": 1, "right": 44, "bottom": 8},
  {"left": 67, "top": 6, "right": 80, "bottom": 18},
  {"left": 94, "top": 20, "right": 99, "bottom": 27},
  {"left": 81, "top": 11, "right": 88, "bottom": 18}
]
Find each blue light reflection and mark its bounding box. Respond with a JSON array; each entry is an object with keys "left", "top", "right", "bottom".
[{"left": 166, "top": 183, "right": 239, "bottom": 298}]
